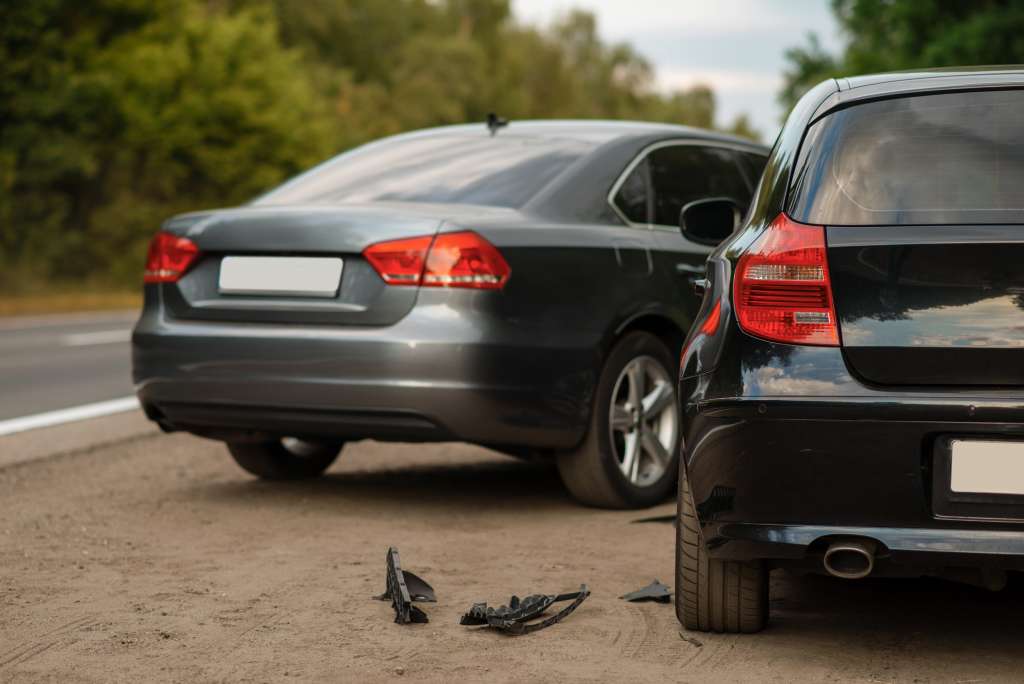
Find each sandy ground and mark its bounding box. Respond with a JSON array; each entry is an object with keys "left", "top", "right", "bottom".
[{"left": 2, "top": 414, "right": 1024, "bottom": 683}]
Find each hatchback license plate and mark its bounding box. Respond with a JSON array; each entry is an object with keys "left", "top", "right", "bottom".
[
  {"left": 950, "top": 440, "right": 1024, "bottom": 495},
  {"left": 218, "top": 257, "right": 342, "bottom": 297}
]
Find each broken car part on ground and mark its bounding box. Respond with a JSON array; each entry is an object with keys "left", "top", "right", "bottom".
[
  {"left": 376, "top": 547, "right": 436, "bottom": 624},
  {"left": 460, "top": 585, "right": 591, "bottom": 635},
  {"left": 620, "top": 579, "right": 672, "bottom": 604}
]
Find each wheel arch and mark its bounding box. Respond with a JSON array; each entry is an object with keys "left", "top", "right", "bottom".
[{"left": 610, "top": 311, "right": 687, "bottom": 359}]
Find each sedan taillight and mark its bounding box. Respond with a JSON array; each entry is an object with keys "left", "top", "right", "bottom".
[
  {"left": 144, "top": 231, "right": 200, "bottom": 283},
  {"left": 733, "top": 214, "right": 839, "bottom": 346},
  {"left": 363, "top": 231, "right": 510, "bottom": 290}
]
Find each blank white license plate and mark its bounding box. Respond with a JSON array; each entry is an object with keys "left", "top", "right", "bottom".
[
  {"left": 218, "top": 256, "right": 343, "bottom": 297},
  {"left": 950, "top": 440, "right": 1024, "bottom": 495}
]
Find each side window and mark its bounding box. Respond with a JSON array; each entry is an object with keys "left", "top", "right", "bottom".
[
  {"left": 647, "top": 146, "right": 753, "bottom": 227},
  {"left": 612, "top": 158, "right": 651, "bottom": 224},
  {"left": 740, "top": 153, "right": 768, "bottom": 187}
]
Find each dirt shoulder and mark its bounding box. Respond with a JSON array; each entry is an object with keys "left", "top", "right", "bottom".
[{"left": 1, "top": 420, "right": 1021, "bottom": 682}]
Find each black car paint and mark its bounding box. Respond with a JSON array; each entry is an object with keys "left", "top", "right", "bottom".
[
  {"left": 679, "top": 70, "right": 1024, "bottom": 573},
  {"left": 133, "top": 122, "right": 766, "bottom": 454}
]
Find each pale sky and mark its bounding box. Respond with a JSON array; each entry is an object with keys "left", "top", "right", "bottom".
[{"left": 512, "top": 0, "right": 843, "bottom": 140}]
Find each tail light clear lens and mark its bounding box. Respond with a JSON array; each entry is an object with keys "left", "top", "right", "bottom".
[
  {"left": 733, "top": 214, "right": 839, "bottom": 346},
  {"left": 363, "top": 231, "right": 510, "bottom": 290},
  {"left": 144, "top": 231, "right": 200, "bottom": 283}
]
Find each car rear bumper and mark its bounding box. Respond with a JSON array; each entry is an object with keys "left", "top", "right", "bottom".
[
  {"left": 685, "top": 393, "right": 1024, "bottom": 569},
  {"left": 703, "top": 522, "right": 1024, "bottom": 570},
  {"left": 132, "top": 295, "right": 601, "bottom": 450}
]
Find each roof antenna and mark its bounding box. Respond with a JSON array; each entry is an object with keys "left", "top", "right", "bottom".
[{"left": 486, "top": 113, "right": 508, "bottom": 137}]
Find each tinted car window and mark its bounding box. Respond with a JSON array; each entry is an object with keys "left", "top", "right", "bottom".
[
  {"left": 789, "top": 89, "right": 1024, "bottom": 225},
  {"left": 256, "top": 134, "right": 595, "bottom": 208},
  {"left": 612, "top": 158, "right": 652, "bottom": 223},
  {"left": 740, "top": 153, "right": 768, "bottom": 186},
  {"left": 648, "top": 146, "right": 752, "bottom": 227}
]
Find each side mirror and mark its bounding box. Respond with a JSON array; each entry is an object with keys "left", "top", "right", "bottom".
[{"left": 679, "top": 197, "right": 741, "bottom": 246}]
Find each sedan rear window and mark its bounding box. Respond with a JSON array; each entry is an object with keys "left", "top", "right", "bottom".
[
  {"left": 255, "top": 133, "right": 595, "bottom": 208},
  {"left": 788, "top": 89, "right": 1024, "bottom": 225}
]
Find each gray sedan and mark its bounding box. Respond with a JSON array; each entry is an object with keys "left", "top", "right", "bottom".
[{"left": 132, "top": 120, "right": 766, "bottom": 508}]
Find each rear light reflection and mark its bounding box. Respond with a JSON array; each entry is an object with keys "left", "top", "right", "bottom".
[
  {"left": 363, "top": 231, "right": 510, "bottom": 290},
  {"left": 143, "top": 231, "right": 200, "bottom": 283},
  {"left": 733, "top": 214, "right": 839, "bottom": 346},
  {"left": 681, "top": 299, "right": 723, "bottom": 368}
]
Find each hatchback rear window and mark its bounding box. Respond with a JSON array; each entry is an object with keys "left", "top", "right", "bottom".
[
  {"left": 788, "top": 89, "right": 1024, "bottom": 225},
  {"left": 255, "top": 133, "right": 595, "bottom": 208}
]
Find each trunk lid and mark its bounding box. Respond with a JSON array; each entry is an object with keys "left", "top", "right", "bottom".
[
  {"left": 827, "top": 225, "right": 1024, "bottom": 386},
  {"left": 161, "top": 204, "right": 449, "bottom": 326}
]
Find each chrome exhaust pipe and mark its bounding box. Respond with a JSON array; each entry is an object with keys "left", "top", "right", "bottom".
[{"left": 823, "top": 538, "right": 877, "bottom": 580}]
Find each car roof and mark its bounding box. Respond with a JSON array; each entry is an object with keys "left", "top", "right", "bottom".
[
  {"left": 808, "top": 66, "right": 1024, "bottom": 123},
  {"left": 839, "top": 65, "right": 1024, "bottom": 91},
  {"left": 391, "top": 119, "right": 762, "bottom": 149}
]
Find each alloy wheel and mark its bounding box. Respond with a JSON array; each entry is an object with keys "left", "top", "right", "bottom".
[{"left": 608, "top": 355, "right": 678, "bottom": 487}]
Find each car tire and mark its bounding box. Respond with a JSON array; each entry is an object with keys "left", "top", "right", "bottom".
[
  {"left": 676, "top": 467, "right": 768, "bottom": 633},
  {"left": 227, "top": 438, "right": 343, "bottom": 480},
  {"left": 557, "top": 331, "right": 681, "bottom": 509}
]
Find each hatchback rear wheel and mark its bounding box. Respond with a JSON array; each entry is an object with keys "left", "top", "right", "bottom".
[
  {"left": 227, "top": 438, "right": 343, "bottom": 480},
  {"left": 557, "top": 331, "right": 680, "bottom": 508},
  {"left": 676, "top": 467, "right": 768, "bottom": 633}
]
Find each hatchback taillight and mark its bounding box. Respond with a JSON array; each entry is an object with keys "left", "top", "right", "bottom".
[
  {"left": 144, "top": 231, "right": 200, "bottom": 283},
  {"left": 363, "top": 231, "right": 510, "bottom": 290},
  {"left": 733, "top": 214, "right": 839, "bottom": 346}
]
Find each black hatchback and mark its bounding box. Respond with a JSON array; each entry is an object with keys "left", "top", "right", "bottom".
[
  {"left": 132, "top": 120, "right": 766, "bottom": 508},
  {"left": 676, "top": 68, "right": 1024, "bottom": 632}
]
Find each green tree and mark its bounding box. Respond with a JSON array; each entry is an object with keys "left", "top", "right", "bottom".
[
  {"left": 780, "top": 0, "right": 1024, "bottom": 112},
  {"left": 1, "top": 0, "right": 331, "bottom": 289}
]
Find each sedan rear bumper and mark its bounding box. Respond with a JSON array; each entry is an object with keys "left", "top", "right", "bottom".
[{"left": 133, "top": 297, "right": 601, "bottom": 450}]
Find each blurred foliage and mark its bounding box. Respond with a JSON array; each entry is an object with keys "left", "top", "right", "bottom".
[
  {"left": 1, "top": 0, "right": 751, "bottom": 292},
  {"left": 780, "top": 0, "right": 1024, "bottom": 114}
]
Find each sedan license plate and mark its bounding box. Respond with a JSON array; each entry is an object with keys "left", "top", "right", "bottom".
[
  {"left": 218, "top": 256, "right": 343, "bottom": 297},
  {"left": 950, "top": 439, "right": 1024, "bottom": 496}
]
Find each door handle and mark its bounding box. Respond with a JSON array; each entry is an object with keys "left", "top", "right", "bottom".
[{"left": 675, "top": 262, "right": 708, "bottom": 296}]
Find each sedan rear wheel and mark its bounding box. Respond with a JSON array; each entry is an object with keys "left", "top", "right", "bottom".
[
  {"left": 557, "top": 331, "right": 680, "bottom": 508},
  {"left": 227, "top": 438, "right": 343, "bottom": 480}
]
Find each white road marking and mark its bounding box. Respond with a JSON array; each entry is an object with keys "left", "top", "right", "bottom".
[
  {"left": 0, "top": 310, "right": 137, "bottom": 331},
  {"left": 0, "top": 396, "right": 140, "bottom": 437},
  {"left": 60, "top": 329, "right": 132, "bottom": 347}
]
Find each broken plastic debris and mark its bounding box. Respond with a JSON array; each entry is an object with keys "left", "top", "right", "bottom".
[
  {"left": 375, "top": 547, "right": 435, "bottom": 624},
  {"left": 630, "top": 514, "right": 676, "bottom": 525},
  {"left": 620, "top": 579, "right": 672, "bottom": 603},
  {"left": 459, "top": 584, "right": 590, "bottom": 635}
]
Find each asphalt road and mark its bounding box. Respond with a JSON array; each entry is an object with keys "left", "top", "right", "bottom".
[{"left": 0, "top": 310, "right": 137, "bottom": 420}]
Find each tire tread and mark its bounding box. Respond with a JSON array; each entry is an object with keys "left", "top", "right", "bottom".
[{"left": 675, "top": 468, "right": 768, "bottom": 633}]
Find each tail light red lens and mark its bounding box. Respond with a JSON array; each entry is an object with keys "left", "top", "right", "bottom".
[
  {"left": 362, "top": 235, "right": 433, "bottom": 285},
  {"left": 733, "top": 214, "right": 839, "bottom": 346},
  {"left": 423, "top": 231, "right": 510, "bottom": 289},
  {"left": 363, "top": 231, "right": 510, "bottom": 290},
  {"left": 143, "top": 231, "right": 200, "bottom": 283}
]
